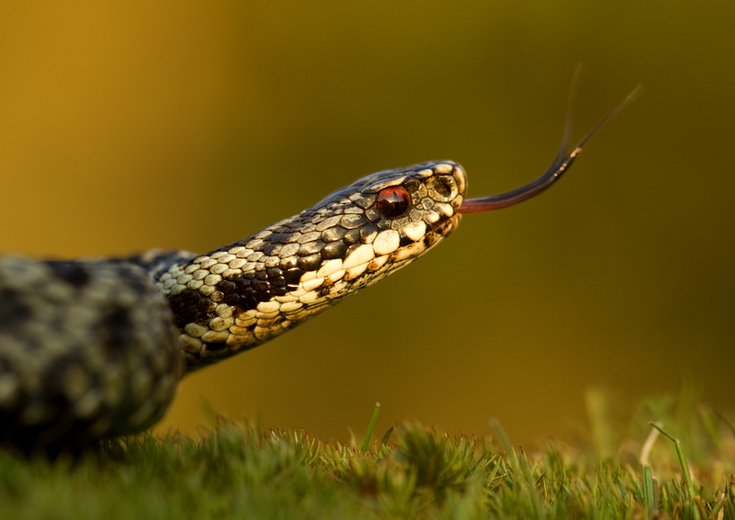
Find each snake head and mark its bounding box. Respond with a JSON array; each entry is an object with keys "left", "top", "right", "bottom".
[
  {"left": 302, "top": 160, "right": 468, "bottom": 278},
  {"left": 163, "top": 161, "right": 467, "bottom": 367}
]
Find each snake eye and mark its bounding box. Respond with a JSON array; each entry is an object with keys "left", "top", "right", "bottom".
[{"left": 375, "top": 186, "right": 410, "bottom": 218}]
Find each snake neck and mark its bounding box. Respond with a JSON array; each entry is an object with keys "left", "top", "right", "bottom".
[{"left": 157, "top": 161, "right": 467, "bottom": 371}]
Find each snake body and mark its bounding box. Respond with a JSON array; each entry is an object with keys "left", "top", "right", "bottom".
[
  {"left": 0, "top": 81, "right": 637, "bottom": 452},
  {"left": 0, "top": 161, "right": 466, "bottom": 451}
]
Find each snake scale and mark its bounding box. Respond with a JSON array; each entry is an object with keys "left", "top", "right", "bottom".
[{"left": 0, "top": 86, "right": 637, "bottom": 453}]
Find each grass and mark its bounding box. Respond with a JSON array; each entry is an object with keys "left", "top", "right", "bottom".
[{"left": 0, "top": 389, "right": 733, "bottom": 519}]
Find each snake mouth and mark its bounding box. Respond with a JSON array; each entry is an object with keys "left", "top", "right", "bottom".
[{"left": 425, "top": 211, "right": 461, "bottom": 239}]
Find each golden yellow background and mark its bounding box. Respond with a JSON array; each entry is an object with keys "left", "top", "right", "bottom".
[{"left": 1, "top": 2, "right": 733, "bottom": 446}]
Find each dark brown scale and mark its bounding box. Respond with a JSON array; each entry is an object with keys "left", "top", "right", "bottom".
[
  {"left": 232, "top": 275, "right": 255, "bottom": 294},
  {"left": 98, "top": 307, "right": 133, "bottom": 347},
  {"left": 321, "top": 226, "right": 346, "bottom": 242},
  {"left": 239, "top": 294, "right": 259, "bottom": 310},
  {"left": 46, "top": 261, "right": 91, "bottom": 287},
  {"left": 366, "top": 261, "right": 382, "bottom": 273},
  {"left": 321, "top": 241, "right": 347, "bottom": 259},
  {"left": 219, "top": 280, "right": 237, "bottom": 294},
  {"left": 375, "top": 219, "right": 392, "bottom": 231},
  {"left": 180, "top": 289, "right": 199, "bottom": 304},
  {"left": 343, "top": 228, "right": 360, "bottom": 245},
  {"left": 423, "top": 232, "right": 439, "bottom": 248},
  {"left": 365, "top": 208, "right": 381, "bottom": 222},
  {"left": 284, "top": 269, "right": 304, "bottom": 289},
  {"left": 399, "top": 232, "right": 414, "bottom": 247},
  {"left": 297, "top": 241, "right": 322, "bottom": 256},
  {"left": 254, "top": 291, "right": 271, "bottom": 302},
  {"left": 263, "top": 244, "right": 281, "bottom": 256},
  {"left": 280, "top": 257, "right": 298, "bottom": 270},
  {"left": 252, "top": 280, "right": 269, "bottom": 292},
  {"left": 194, "top": 312, "right": 211, "bottom": 325},
  {"left": 174, "top": 301, "right": 196, "bottom": 319},
  {"left": 359, "top": 223, "right": 379, "bottom": 243},
  {"left": 223, "top": 293, "right": 240, "bottom": 306},
  {"left": 270, "top": 276, "right": 287, "bottom": 288},
  {"left": 269, "top": 287, "right": 287, "bottom": 297},
  {"left": 0, "top": 289, "right": 31, "bottom": 331},
  {"left": 297, "top": 254, "right": 321, "bottom": 271},
  {"left": 197, "top": 298, "right": 216, "bottom": 313}
]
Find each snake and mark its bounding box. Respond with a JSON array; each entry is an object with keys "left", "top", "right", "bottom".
[{"left": 0, "top": 86, "right": 638, "bottom": 452}]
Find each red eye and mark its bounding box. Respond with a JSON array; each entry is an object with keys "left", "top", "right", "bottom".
[{"left": 375, "top": 186, "right": 410, "bottom": 218}]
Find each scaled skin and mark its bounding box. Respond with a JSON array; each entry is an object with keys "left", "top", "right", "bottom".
[
  {"left": 0, "top": 161, "right": 466, "bottom": 451},
  {"left": 162, "top": 161, "right": 466, "bottom": 368}
]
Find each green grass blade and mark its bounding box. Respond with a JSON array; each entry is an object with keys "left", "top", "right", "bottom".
[
  {"left": 362, "top": 402, "right": 381, "bottom": 453},
  {"left": 489, "top": 418, "right": 514, "bottom": 460},
  {"left": 648, "top": 421, "right": 700, "bottom": 519},
  {"left": 380, "top": 426, "right": 394, "bottom": 446},
  {"left": 643, "top": 464, "right": 656, "bottom": 519}
]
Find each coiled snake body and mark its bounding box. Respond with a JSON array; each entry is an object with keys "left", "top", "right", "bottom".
[{"left": 0, "top": 87, "right": 637, "bottom": 452}]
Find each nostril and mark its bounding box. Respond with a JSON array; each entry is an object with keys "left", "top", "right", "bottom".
[{"left": 427, "top": 176, "right": 456, "bottom": 201}]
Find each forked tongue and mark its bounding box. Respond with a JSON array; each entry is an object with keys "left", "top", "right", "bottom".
[{"left": 460, "top": 83, "right": 641, "bottom": 214}]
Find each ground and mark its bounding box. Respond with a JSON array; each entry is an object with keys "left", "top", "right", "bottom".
[{"left": 0, "top": 392, "right": 733, "bottom": 519}]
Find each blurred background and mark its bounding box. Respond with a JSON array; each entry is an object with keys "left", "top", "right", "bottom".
[{"left": 0, "top": 2, "right": 732, "bottom": 447}]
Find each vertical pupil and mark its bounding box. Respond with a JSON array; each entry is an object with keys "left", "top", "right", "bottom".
[{"left": 375, "top": 187, "right": 410, "bottom": 218}]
